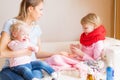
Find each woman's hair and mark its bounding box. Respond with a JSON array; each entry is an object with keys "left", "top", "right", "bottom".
[
  {"left": 17, "top": 0, "right": 44, "bottom": 20},
  {"left": 81, "top": 13, "right": 101, "bottom": 27}
]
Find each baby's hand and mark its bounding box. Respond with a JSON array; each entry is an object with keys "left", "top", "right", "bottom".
[{"left": 28, "top": 46, "right": 38, "bottom": 53}]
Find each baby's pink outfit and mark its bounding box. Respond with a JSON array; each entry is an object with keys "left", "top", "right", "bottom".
[{"left": 8, "top": 40, "right": 38, "bottom": 67}]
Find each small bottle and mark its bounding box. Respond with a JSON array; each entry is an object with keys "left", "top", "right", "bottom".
[
  {"left": 106, "top": 66, "right": 114, "bottom": 80},
  {"left": 87, "top": 74, "right": 95, "bottom": 80}
]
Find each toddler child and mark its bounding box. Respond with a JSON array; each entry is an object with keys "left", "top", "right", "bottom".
[{"left": 46, "top": 13, "right": 106, "bottom": 79}]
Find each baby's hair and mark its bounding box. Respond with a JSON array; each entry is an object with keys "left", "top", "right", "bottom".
[
  {"left": 10, "top": 22, "right": 26, "bottom": 39},
  {"left": 81, "top": 13, "right": 101, "bottom": 27}
]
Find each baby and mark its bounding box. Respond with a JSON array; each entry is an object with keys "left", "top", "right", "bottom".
[{"left": 8, "top": 22, "right": 40, "bottom": 80}]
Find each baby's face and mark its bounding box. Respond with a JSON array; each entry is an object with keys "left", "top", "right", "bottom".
[
  {"left": 16, "top": 28, "right": 30, "bottom": 42},
  {"left": 82, "top": 23, "right": 95, "bottom": 34}
]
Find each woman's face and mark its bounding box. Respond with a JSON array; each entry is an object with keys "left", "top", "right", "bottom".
[
  {"left": 29, "top": 2, "right": 43, "bottom": 21},
  {"left": 82, "top": 23, "right": 95, "bottom": 34}
]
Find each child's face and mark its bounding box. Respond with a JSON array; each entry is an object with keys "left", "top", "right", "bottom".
[
  {"left": 82, "top": 23, "right": 95, "bottom": 34},
  {"left": 15, "top": 28, "right": 29, "bottom": 42}
]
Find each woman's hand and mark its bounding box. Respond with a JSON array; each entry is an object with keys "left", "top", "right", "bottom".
[
  {"left": 24, "top": 49, "right": 33, "bottom": 56},
  {"left": 60, "top": 51, "right": 79, "bottom": 59}
]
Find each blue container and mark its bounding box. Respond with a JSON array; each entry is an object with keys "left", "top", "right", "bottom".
[{"left": 106, "top": 67, "right": 114, "bottom": 80}]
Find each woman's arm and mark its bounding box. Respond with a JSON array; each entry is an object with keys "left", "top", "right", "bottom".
[
  {"left": 0, "top": 31, "right": 32, "bottom": 58},
  {"left": 36, "top": 38, "right": 55, "bottom": 58}
]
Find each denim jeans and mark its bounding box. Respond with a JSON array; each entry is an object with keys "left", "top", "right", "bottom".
[
  {"left": 31, "top": 60, "right": 55, "bottom": 75},
  {"left": 10, "top": 60, "right": 55, "bottom": 80},
  {"left": 0, "top": 68, "right": 24, "bottom": 80},
  {"left": 11, "top": 63, "right": 42, "bottom": 80}
]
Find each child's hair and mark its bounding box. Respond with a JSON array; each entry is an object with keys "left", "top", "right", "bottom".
[
  {"left": 81, "top": 13, "right": 101, "bottom": 27},
  {"left": 10, "top": 22, "right": 26, "bottom": 39}
]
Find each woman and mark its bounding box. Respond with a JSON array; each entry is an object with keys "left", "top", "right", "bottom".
[{"left": 0, "top": 0, "right": 57, "bottom": 80}]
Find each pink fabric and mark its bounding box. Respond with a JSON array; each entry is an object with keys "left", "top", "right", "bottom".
[
  {"left": 45, "top": 40, "right": 104, "bottom": 77},
  {"left": 45, "top": 55, "right": 88, "bottom": 73},
  {"left": 8, "top": 40, "right": 30, "bottom": 50},
  {"left": 8, "top": 40, "right": 38, "bottom": 67},
  {"left": 45, "top": 40, "right": 104, "bottom": 73},
  {"left": 81, "top": 40, "right": 104, "bottom": 61}
]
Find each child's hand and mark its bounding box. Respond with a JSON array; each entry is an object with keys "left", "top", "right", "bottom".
[
  {"left": 68, "top": 53, "right": 77, "bottom": 58},
  {"left": 70, "top": 47, "right": 84, "bottom": 57},
  {"left": 59, "top": 51, "right": 69, "bottom": 56},
  {"left": 70, "top": 44, "right": 81, "bottom": 49}
]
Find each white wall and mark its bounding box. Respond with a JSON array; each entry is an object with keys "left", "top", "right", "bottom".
[
  {"left": 0, "top": 0, "right": 114, "bottom": 42},
  {"left": 0, "top": 0, "right": 20, "bottom": 31}
]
